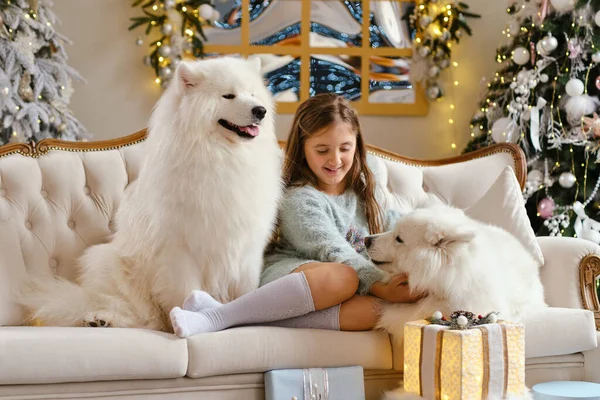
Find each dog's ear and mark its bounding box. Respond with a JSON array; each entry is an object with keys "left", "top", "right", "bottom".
[
  {"left": 175, "top": 62, "right": 204, "bottom": 95},
  {"left": 248, "top": 56, "right": 262, "bottom": 74},
  {"left": 426, "top": 225, "right": 476, "bottom": 250}
]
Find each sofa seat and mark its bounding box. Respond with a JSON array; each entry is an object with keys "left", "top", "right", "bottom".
[
  {"left": 186, "top": 326, "right": 393, "bottom": 378},
  {"left": 0, "top": 327, "right": 187, "bottom": 385}
]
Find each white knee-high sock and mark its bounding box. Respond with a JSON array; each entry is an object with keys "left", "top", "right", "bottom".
[
  {"left": 182, "top": 290, "right": 340, "bottom": 331},
  {"left": 263, "top": 305, "right": 340, "bottom": 330},
  {"left": 170, "top": 272, "right": 314, "bottom": 337}
]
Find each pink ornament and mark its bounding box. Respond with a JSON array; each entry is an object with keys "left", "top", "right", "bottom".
[
  {"left": 568, "top": 40, "right": 582, "bottom": 59},
  {"left": 537, "top": 197, "right": 555, "bottom": 219}
]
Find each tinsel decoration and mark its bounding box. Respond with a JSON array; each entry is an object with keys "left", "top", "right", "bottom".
[
  {"left": 426, "top": 310, "right": 499, "bottom": 330},
  {"left": 129, "top": 0, "right": 217, "bottom": 87},
  {"left": 406, "top": 0, "right": 480, "bottom": 100}
]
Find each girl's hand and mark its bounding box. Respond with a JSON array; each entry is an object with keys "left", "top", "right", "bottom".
[{"left": 369, "top": 274, "right": 425, "bottom": 303}]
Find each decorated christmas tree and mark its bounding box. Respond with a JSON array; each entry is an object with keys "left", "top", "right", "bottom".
[
  {"left": 464, "top": 0, "right": 600, "bottom": 243},
  {"left": 0, "top": 0, "right": 88, "bottom": 145}
]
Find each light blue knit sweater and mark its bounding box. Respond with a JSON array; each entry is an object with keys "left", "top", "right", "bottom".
[{"left": 260, "top": 185, "right": 402, "bottom": 295}]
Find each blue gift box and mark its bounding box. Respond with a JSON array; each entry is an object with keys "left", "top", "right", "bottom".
[{"left": 264, "top": 366, "right": 365, "bottom": 400}]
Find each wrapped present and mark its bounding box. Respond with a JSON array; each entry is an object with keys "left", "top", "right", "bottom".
[
  {"left": 404, "top": 311, "right": 526, "bottom": 400},
  {"left": 264, "top": 366, "right": 365, "bottom": 400}
]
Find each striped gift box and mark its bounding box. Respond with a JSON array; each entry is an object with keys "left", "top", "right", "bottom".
[{"left": 403, "top": 320, "right": 527, "bottom": 400}]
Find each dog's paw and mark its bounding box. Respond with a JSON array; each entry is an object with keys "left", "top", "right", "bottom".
[{"left": 83, "top": 311, "right": 114, "bottom": 328}]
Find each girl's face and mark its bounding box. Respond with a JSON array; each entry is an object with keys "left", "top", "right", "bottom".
[{"left": 303, "top": 121, "right": 357, "bottom": 195}]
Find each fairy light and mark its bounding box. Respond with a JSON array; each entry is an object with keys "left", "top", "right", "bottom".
[
  {"left": 155, "top": 78, "right": 161, "bottom": 84},
  {"left": 182, "top": 6, "right": 187, "bottom": 11}
]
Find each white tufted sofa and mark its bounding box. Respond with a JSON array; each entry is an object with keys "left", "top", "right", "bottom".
[{"left": 0, "top": 131, "right": 599, "bottom": 400}]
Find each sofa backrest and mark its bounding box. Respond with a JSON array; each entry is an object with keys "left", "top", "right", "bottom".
[{"left": 0, "top": 131, "right": 526, "bottom": 326}]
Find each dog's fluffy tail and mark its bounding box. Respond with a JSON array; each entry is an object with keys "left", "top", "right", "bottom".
[{"left": 18, "top": 276, "right": 90, "bottom": 327}]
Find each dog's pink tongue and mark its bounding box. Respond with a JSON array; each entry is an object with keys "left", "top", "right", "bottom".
[{"left": 239, "top": 125, "right": 259, "bottom": 137}]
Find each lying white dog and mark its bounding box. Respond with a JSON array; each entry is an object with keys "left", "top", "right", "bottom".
[
  {"left": 21, "top": 56, "right": 282, "bottom": 331},
  {"left": 365, "top": 205, "right": 545, "bottom": 400}
]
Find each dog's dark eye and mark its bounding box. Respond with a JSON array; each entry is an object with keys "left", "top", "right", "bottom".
[
  {"left": 396, "top": 236, "right": 403, "bottom": 243},
  {"left": 222, "top": 94, "right": 235, "bottom": 99}
]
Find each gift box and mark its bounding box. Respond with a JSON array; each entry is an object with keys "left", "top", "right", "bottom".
[
  {"left": 264, "top": 366, "right": 365, "bottom": 400},
  {"left": 404, "top": 317, "right": 526, "bottom": 400}
]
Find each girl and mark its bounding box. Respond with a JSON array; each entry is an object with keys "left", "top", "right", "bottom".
[{"left": 171, "top": 93, "right": 422, "bottom": 338}]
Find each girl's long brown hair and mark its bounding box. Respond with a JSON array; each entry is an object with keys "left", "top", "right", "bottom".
[{"left": 282, "top": 93, "right": 383, "bottom": 234}]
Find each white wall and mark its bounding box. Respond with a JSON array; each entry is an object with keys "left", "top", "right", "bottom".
[{"left": 52, "top": 0, "right": 509, "bottom": 159}]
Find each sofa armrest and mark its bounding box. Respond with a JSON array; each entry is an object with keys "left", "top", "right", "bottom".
[{"left": 538, "top": 236, "right": 600, "bottom": 312}]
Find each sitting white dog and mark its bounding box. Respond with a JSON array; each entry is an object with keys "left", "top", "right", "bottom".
[
  {"left": 365, "top": 205, "right": 545, "bottom": 400},
  {"left": 21, "top": 56, "right": 282, "bottom": 331}
]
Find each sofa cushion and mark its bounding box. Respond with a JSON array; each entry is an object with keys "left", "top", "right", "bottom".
[
  {"left": 186, "top": 326, "right": 392, "bottom": 378},
  {"left": 465, "top": 166, "right": 544, "bottom": 266},
  {"left": 0, "top": 327, "right": 188, "bottom": 384},
  {"left": 0, "top": 219, "right": 28, "bottom": 326},
  {"left": 523, "top": 307, "right": 597, "bottom": 358}
]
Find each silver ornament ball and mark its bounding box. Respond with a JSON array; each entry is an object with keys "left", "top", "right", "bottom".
[
  {"left": 164, "top": 0, "right": 176, "bottom": 9},
  {"left": 158, "top": 45, "right": 172, "bottom": 57},
  {"left": 199, "top": 4, "right": 214, "bottom": 19},
  {"left": 457, "top": 315, "right": 469, "bottom": 327},
  {"left": 418, "top": 46, "right": 431, "bottom": 57},
  {"left": 136, "top": 37, "right": 143, "bottom": 46},
  {"left": 550, "top": 0, "right": 575, "bottom": 12},
  {"left": 1, "top": 86, "right": 9, "bottom": 97},
  {"left": 595, "top": 10, "right": 600, "bottom": 26},
  {"left": 512, "top": 47, "right": 530, "bottom": 65},
  {"left": 161, "top": 23, "right": 174, "bottom": 36},
  {"left": 439, "top": 59, "right": 450, "bottom": 69},
  {"left": 428, "top": 66, "right": 440, "bottom": 77},
  {"left": 558, "top": 172, "right": 576, "bottom": 188},
  {"left": 143, "top": 56, "right": 151, "bottom": 66},
  {"left": 565, "top": 78, "right": 584, "bottom": 96},
  {"left": 593, "top": 52, "right": 600, "bottom": 63},
  {"left": 427, "top": 85, "right": 441, "bottom": 100},
  {"left": 159, "top": 66, "right": 173, "bottom": 79},
  {"left": 527, "top": 169, "right": 544, "bottom": 183}
]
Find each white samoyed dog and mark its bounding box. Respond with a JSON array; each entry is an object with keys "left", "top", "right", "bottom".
[
  {"left": 365, "top": 205, "right": 545, "bottom": 400},
  {"left": 20, "top": 56, "right": 282, "bottom": 331}
]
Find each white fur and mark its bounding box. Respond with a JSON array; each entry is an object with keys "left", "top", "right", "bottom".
[
  {"left": 20, "top": 56, "right": 283, "bottom": 331},
  {"left": 365, "top": 205, "right": 546, "bottom": 400}
]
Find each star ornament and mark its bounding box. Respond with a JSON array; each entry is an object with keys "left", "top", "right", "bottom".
[{"left": 583, "top": 113, "right": 600, "bottom": 138}]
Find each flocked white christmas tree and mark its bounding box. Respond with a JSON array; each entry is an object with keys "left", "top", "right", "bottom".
[{"left": 0, "top": 0, "right": 88, "bottom": 145}]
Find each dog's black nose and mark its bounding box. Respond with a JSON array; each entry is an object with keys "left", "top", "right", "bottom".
[
  {"left": 364, "top": 236, "right": 372, "bottom": 249},
  {"left": 252, "top": 106, "right": 267, "bottom": 120}
]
